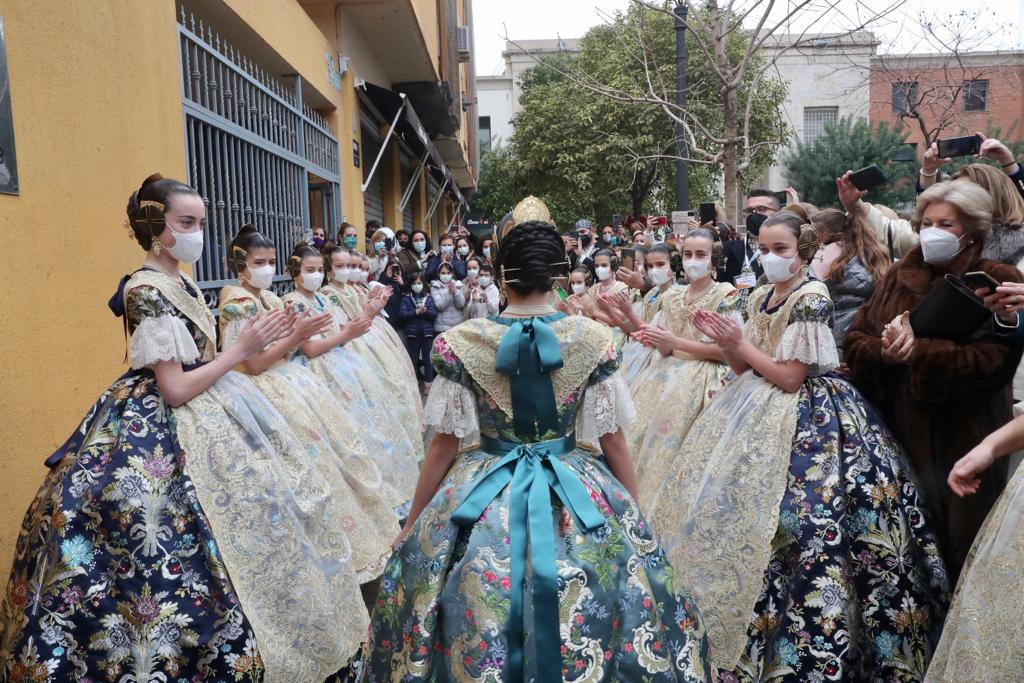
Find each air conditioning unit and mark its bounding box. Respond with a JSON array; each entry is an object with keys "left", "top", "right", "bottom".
[{"left": 456, "top": 26, "right": 471, "bottom": 62}]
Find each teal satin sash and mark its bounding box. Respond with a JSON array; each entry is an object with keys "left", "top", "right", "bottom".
[
  {"left": 493, "top": 313, "right": 565, "bottom": 437},
  {"left": 451, "top": 434, "right": 606, "bottom": 682}
]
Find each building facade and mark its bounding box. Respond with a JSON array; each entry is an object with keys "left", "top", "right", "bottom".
[
  {"left": 869, "top": 50, "right": 1024, "bottom": 158},
  {"left": 0, "top": 0, "right": 477, "bottom": 580}
]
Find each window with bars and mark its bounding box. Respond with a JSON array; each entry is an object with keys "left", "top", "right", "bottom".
[
  {"left": 963, "top": 79, "right": 988, "bottom": 112},
  {"left": 892, "top": 82, "right": 918, "bottom": 114},
  {"left": 803, "top": 106, "right": 838, "bottom": 145},
  {"left": 479, "top": 116, "right": 491, "bottom": 153}
]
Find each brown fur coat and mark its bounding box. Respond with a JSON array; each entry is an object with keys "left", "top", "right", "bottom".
[{"left": 844, "top": 241, "right": 1024, "bottom": 582}]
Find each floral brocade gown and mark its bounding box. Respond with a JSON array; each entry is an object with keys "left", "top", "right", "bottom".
[
  {"left": 1, "top": 269, "right": 371, "bottom": 683},
  {"left": 619, "top": 283, "right": 680, "bottom": 384},
  {"left": 647, "top": 280, "right": 949, "bottom": 682},
  {"left": 357, "top": 313, "right": 713, "bottom": 683}
]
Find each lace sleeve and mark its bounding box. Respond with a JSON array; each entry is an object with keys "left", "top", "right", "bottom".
[
  {"left": 128, "top": 314, "right": 200, "bottom": 369},
  {"left": 423, "top": 375, "right": 479, "bottom": 437},
  {"left": 578, "top": 373, "right": 637, "bottom": 441},
  {"left": 775, "top": 292, "right": 839, "bottom": 374}
]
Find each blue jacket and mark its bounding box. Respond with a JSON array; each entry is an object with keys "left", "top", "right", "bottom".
[
  {"left": 398, "top": 293, "right": 438, "bottom": 338},
  {"left": 424, "top": 255, "right": 467, "bottom": 283}
]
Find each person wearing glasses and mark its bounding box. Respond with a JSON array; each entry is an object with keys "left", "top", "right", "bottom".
[{"left": 727, "top": 189, "right": 780, "bottom": 289}]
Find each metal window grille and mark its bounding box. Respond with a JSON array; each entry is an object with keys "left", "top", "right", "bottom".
[
  {"left": 178, "top": 8, "right": 341, "bottom": 310},
  {"left": 802, "top": 106, "right": 838, "bottom": 146},
  {"left": 963, "top": 79, "right": 988, "bottom": 112}
]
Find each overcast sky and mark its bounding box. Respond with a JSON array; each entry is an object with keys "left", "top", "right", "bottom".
[{"left": 473, "top": 0, "right": 1024, "bottom": 76}]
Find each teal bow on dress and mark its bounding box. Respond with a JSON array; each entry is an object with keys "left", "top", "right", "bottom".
[
  {"left": 452, "top": 435, "right": 606, "bottom": 683},
  {"left": 494, "top": 314, "right": 565, "bottom": 438}
]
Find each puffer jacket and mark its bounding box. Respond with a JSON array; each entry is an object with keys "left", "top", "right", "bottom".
[
  {"left": 431, "top": 279, "right": 467, "bottom": 332},
  {"left": 825, "top": 256, "right": 875, "bottom": 356}
]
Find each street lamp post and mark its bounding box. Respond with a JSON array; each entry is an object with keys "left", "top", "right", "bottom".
[{"left": 674, "top": 2, "right": 689, "bottom": 211}]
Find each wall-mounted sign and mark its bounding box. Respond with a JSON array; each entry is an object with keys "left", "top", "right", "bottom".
[
  {"left": 0, "top": 17, "right": 18, "bottom": 196},
  {"left": 325, "top": 51, "right": 342, "bottom": 91},
  {"left": 352, "top": 140, "right": 360, "bottom": 168}
]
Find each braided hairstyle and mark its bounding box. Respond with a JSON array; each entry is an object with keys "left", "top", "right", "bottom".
[
  {"left": 228, "top": 224, "right": 275, "bottom": 275},
  {"left": 763, "top": 210, "right": 819, "bottom": 261},
  {"left": 288, "top": 241, "right": 321, "bottom": 278},
  {"left": 125, "top": 173, "right": 199, "bottom": 251},
  {"left": 494, "top": 220, "right": 568, "bottom": 296}
]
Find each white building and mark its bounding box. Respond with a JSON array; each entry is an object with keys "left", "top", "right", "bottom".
[
  {"left": 758, "top": 31, "right": 879, "bottom": 191},
  {"left": 477, "top": 39, "right": 580, "bottom": 153}
]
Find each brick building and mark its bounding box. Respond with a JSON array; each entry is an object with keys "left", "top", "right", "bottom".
[{"left": 869, "top": 50, "right": 1024, "bottom": 159}]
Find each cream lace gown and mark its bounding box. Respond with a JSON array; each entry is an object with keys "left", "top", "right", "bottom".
[
  {"left": 619, "top": 283, "right": 681, "bottom": 384},
  {"left": 218, "top": 284, "right": 400, "bottom": 581},
  {"left": 281, "top": 289, "right": 420, "bottom": 501},
  {"left": 628, "top": 282, "right": 742, "bottom": 503},
  {"left": 646, "top": 280, "right": 948, "bottom": 681},
  {"left": 925, "top": 458, "right": 1024, "bottom": 680}
]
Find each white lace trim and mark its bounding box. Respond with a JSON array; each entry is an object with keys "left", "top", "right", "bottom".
[
  {"left": 776, "top": 320, "right": 839, "bottom": 374},
  {"left": 220, "top": 318, "right": 248, "bottom": 351},
  {"left": 578, "top": 373, "right": 637, "bottom": 442},
  {"left": 129, "top": 314, "right": 201, "bottom": 369},
  {"left": 423, "top": 375, "right": 479, "bottom": 438}
]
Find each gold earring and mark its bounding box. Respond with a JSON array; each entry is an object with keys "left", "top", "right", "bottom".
[{"left": 153, "top": 241, "right": 162, "bottom": 256}]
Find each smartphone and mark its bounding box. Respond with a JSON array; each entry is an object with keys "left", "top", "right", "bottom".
[
  {"left": 963, "top": 270, "right": 1001, "bottom": 291},
  {"left": 384, "top": 237, "right": 395, "bottom": 251},
  {"left": 652, "top": 216, "right": 668, "bottom": 226},
  {"left": 773, "top": 190, "right": 789, "bottom": 207},
  {"left": 698, "top": 202, "right": 716, "bottom": 226},
  {"left": 621, "top": 248, "right": 636, "bottom": 272},
  {"left": 552, "top": 280, "right": 569, "bottom": 301},
  {"left": 570, "top": 229, "right": 580, "bottom": 240},
  {"left": 611, "top": 214, "right": 622, "bottom": 228},
  {"left": 937, "top": 134, "right": 981, "bottom": 158},
  {"left": 849, "top": 164, "right": 888, "bottom": 191},
  {"left": 672, "top": 210, "right": 695, "bottom": 236}
]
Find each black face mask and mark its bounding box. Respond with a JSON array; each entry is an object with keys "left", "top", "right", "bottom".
[
  {"left": 580, "top": 234, "right": 593, "bottom": 247},
  {"left": 745, "top": 212, "right": 767, "bottom": 237}
]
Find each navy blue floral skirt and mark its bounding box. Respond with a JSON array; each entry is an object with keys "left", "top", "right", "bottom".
[{"left": 0, "top": 370, "right": 262, "bottom": 682}]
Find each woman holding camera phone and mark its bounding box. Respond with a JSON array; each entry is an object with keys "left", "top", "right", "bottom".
[{"left": 844, "top": 180, "right": 1024, "bottom": 583}]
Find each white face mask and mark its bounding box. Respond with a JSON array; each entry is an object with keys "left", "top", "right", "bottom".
[
  {"left": 649, "top": 266, "right": 673, "bottom": 286},
  {"left": 682, "top": 258, "right": 711, "bottom": 281},
  {"left": 411, "top": 283, "right": 424, "bottom": 294},
  {"left": 333, "top": 267, "right": 350, "bottom": 283},
  {"left": 920, "top": 227, "right": 965, "bottom": 266},
  {"left": 413, "top": 240, "right": 427, "bottom": 253},
  {"left": 571, "top": 282, "right": 587, "bottom": 295},
  {"left": 439, "top": 274, "right": 453, "bottom": 284},
  {"left": 467, "top": 269, "right": 480, "bottom": 279},
  {"left": 761, "top": 251, "right": 798, "bottom": 283},
  {"left": 441, "top": 245, "right": 454, "bottom": 256},
  {"left": 353, "top": 270, "right": 368, "bottom": 284},
  {"left": 246, "top": 264, "right": 275, "bottom": 290},
  {"left": 458, "top": 245, "right": 470, "bottom": 256},
  {"left": 165, "top": 229, "right": 204, "bottom": 264},
  {"left": 478, "top": 276, "right": 492, "bottom": 288},
  {"left": 595, "top": 266, "right": 611, "bottom": 282},
  {"left": 300, "top": 271, "right": 324, "bottom": 291},
  {"left": 482, "top": 247, "right": 491, "bottom": 258}
]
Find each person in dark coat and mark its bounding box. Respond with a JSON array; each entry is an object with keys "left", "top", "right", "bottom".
[
  {"left": 398, "top": 273, "right": 438, "bottom": 392},
  {"left": 424, "top": 233, "right": 467, "bottom": 282},
  {"left": 844, "top": 180, "right": 1024, "bottom": 583}
]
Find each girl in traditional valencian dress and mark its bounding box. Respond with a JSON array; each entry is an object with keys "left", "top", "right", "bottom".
[
  {"left": 626, "top": 229, "right": 742, "bottom": 504},
  {"left": 0, "top": 175, "right": 380, "bottom": 682},
  {"left": 356, "top": 203, "right": 713, "bottom": 683},
  {"left": 598, "top": 242, "right": 684, "bottom": 384},
  {"left": 319, "top": 245, "right": 424, "bottom": 448},
  {"left": 646, "top": 211, "right": 949, "bottom": 681},
  {"left": 217, "top": 225, "right": 402, "bottom": 584},
  {"left": 281, "top": 244, "right": 422, "bottom": 501}
]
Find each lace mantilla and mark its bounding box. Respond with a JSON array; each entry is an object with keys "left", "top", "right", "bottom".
[
  {"left": 423, "top": 375, "right": 479, "bottom": 438},
  {"left": 126, "top": 269, "right": 217, "bottom": 361},
  {"left": 442, "top": 316, "right": 613, "bottom": 418},
  {"left": 128, "top": 314, "right": 201, "bottom": 369},
  {"left": 577, "top": 373, "right": 636, "bottom": 442},
  {"left": 745, "top": 280, "right": 831, "bottom": 356}
]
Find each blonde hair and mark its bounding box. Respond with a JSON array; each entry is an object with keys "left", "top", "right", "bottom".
[
  {"left": 912, "top": 180, "right": 994, "bottom": 236},
  {"left": 871, "top": 204, "right": 899, "bottom": 221},
  {"left": 951, "top": 163, "right": 1024, "bottom": 229}
]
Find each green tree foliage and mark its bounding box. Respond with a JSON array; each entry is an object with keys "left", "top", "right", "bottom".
[
  {"left": 783, "top": 116, "right": 918, "bottom": 209},
  {"left": 472, "top": 2, "right": 787, "bottom": 228}
]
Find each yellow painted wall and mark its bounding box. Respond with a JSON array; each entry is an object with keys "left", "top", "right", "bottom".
[
  {"left": 409, "top": 0, "right": 440, "bottom": 73},
  {"left": 0, "top": 0, "right": 186, "bottom": 581}
]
